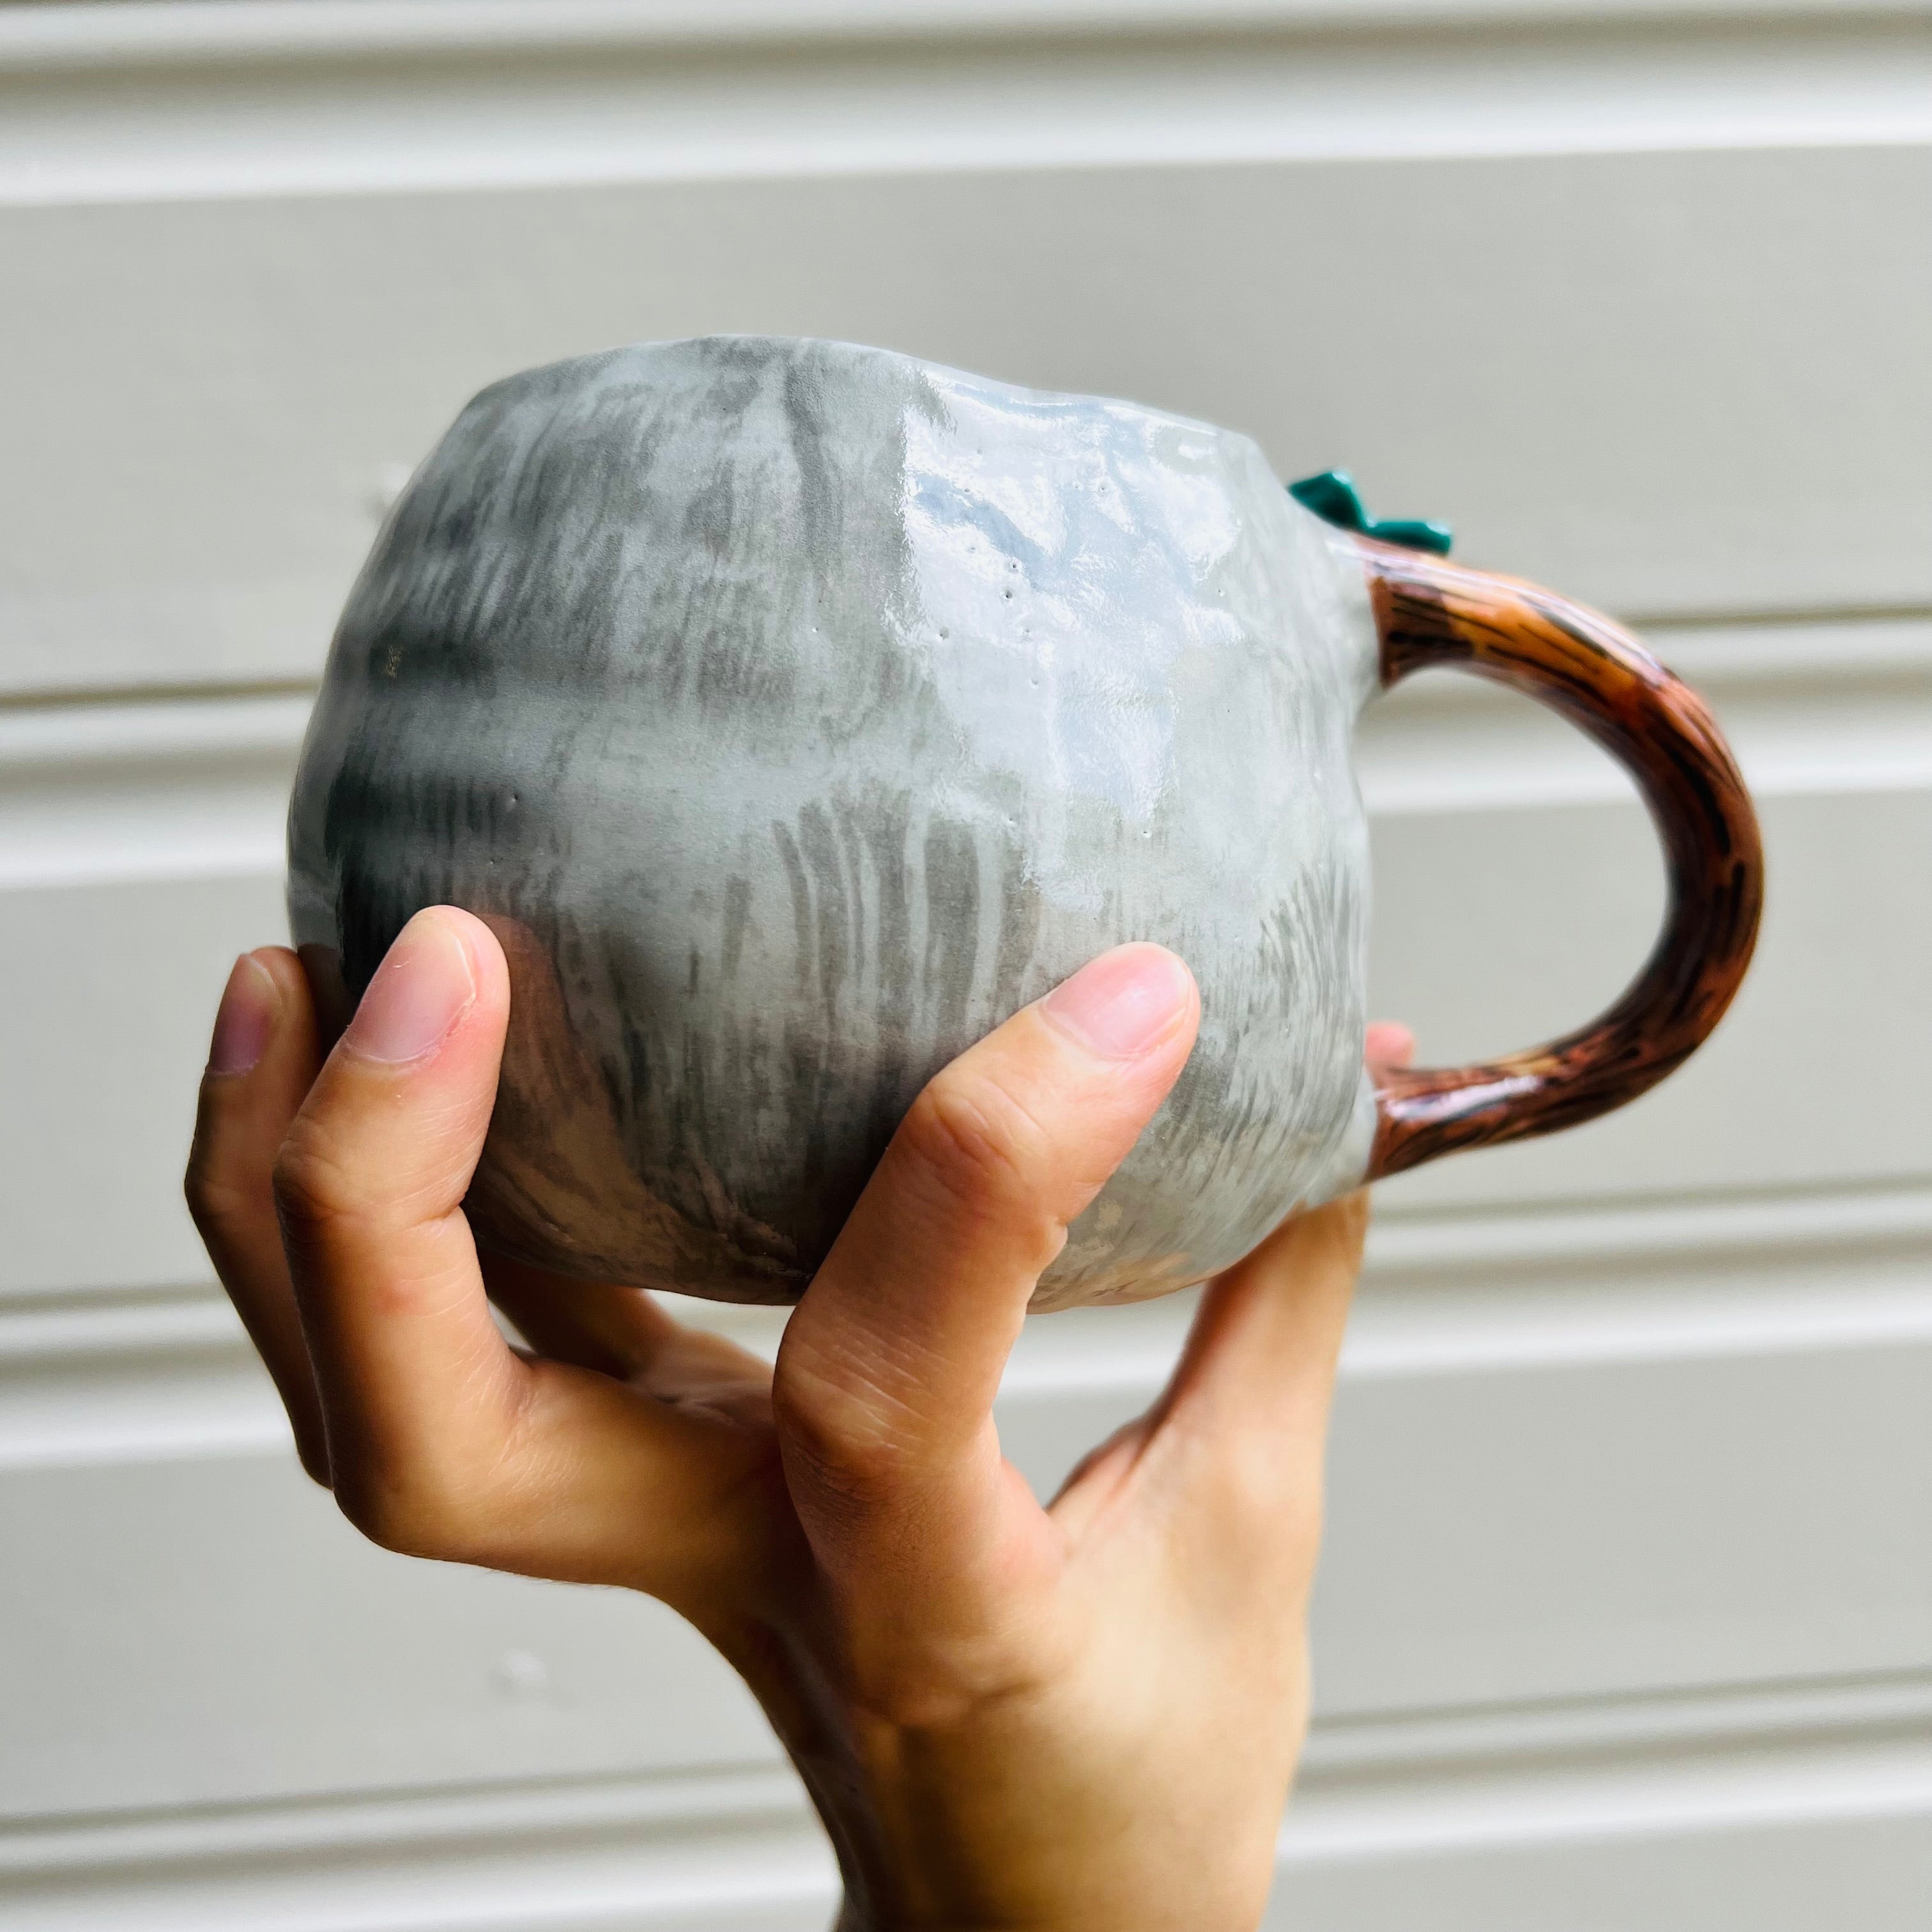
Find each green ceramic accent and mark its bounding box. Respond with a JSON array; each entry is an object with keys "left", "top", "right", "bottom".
[{"left": 1288, "top": 470, "right": 1453, "bottom": 556}]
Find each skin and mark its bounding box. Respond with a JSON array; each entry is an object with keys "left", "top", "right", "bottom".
[{"left": 186, "top": 905, "right": 1413, "bottom": 1932}]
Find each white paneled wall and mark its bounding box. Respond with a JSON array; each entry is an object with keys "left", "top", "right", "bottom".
[{"left": 1, "top": 3, "right": 1928, "bottom": 1926}]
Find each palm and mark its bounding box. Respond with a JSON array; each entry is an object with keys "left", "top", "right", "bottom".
[
  {"left": 188, "top": 913, "right": 1411, "bottom": 1932},
  {"left": 482, "top": 1008, "right": 1415, "bottom": 1670}
]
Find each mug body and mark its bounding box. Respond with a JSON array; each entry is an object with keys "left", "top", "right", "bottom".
[{"left": 289, "top": 336, "right": 1381, "bottom": 1308}]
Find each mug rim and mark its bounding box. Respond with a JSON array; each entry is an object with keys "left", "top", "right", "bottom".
[{"left": 471, "top": 331, "right": 1253, "bottom": 454}]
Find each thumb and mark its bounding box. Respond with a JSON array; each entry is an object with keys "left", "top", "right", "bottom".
[{"left": 773, "top": 946, "right": 1199, "bottom": 1625}]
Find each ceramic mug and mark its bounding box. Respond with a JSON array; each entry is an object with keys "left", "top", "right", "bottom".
[{"left": 289, "top": 337, "right": 1762, "bottom": 1310}]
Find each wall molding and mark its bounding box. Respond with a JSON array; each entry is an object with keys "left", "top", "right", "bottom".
[
  {"left": 0, "top": 693, "right": 305, "bottom": 893},
  {"left": 4, "top": 1176, "right": 1927, "bottom": 1471},
  {"left": 5, "top": 613, "right": 1920, "bottom": 723},
  {"left": 1361, "top": 613, "right": 1932, "bottom": 813},
  {"left": 10, "top": 1171, "right": 1929, "bottom": 1328},
  {"left": 3, "top": 27, "right": 1924, "bottom": 1924},
  {"left": 1368, "top": 1172, "right": 1932, "bottom": 1271},
  {"left": 6, "top": 1, "right": 1927, "bottom": 211},
  {"left": 3, "top": 1666, "right": 1929, "bottom": 1926},
  {"left": 2, "top": 618, "right": 1924, "bottom": 889},
  {"left": 7, "top": 0, "right": 1931, "bottom": 73}
]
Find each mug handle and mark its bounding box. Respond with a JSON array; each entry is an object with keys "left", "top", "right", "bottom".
[{"left": 1356, "top": 535, "right": 1765, "bottom": 1183}]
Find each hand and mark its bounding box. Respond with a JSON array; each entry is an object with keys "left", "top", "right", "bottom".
[{"left": 187, "top": 907, "right": 1413, "bottom": 1932}]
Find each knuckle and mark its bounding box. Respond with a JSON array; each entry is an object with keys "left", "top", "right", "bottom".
[
  {"left": 843, "top": 1656, "right": 992, "bottom": 1733},
  {"left": 296, "top": 1439, "right": 333, "bottom": 1491},
  {"left": 335, "top": 1479, "right": 438, "bottom": 1557},
  {"left": 1200, "top": 1436, "right": 1324, "bottom": 1548},
  {"left": 332, "top": 1456, "right": 499, "bottom": 1563},
  {"left": 895, "top": 1068, "right": 1053, "bottom": 1227},
  {"left": 183, "top": 1152, "right": 257, "bottom": 1238},
  {"left": 270, "top": 1129, "right": 360, "bottom": 1240},
  {"left": 836, "top": 1624, "right": 1057, "bottom": 1733},
  {"left": 770, "top": 1357, "right": 910, "bottom": 1507},
  {"left": 326, "top": 1384, "right": 540, "bottom": 1567}
]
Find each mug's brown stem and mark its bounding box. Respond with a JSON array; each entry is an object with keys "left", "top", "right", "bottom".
[{"left": 1360, "top": 537, "right": 1764, "bottom": 1183}]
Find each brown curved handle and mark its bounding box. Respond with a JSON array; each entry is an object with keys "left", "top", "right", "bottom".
[{"left": 1360, "top": 536, "right": 1764, "bottom": 1183}]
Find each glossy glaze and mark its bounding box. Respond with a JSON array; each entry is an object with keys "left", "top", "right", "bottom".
[
  {"left": 289, "top": 337, "right": 1383, "bottom": 1309},
  {"left": 1361, "top": 541, "right": 1763, "bottom": 1179},
  {"left": 288, "top": 335, "right": 1761, "bottom": 1310}
]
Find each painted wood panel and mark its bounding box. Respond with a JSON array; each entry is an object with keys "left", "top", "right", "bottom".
[
  {"left": 4, "top": 2, "right": 1928, "bottom": 1922},
  {"left": 3, "top": 148, "right": 1928, "bottom": 699},
  {"left": 4, "top": 1218, "right": 1931, "bottom": 1815},
  {"left": 3, "top": 633, "right": 1923, "bottom": 1295}
]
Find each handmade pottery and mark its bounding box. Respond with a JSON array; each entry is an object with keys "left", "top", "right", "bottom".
[{"left": 288, "top": 336, "right": 1761, "bottom": 1310}]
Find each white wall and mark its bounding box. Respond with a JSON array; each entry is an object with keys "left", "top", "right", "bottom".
[{"left": 1, "top": 3, "right": 1928, "bottom": 1925}]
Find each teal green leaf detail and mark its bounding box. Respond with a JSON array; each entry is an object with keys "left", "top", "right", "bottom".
[{"left": 1287, "top": 470, "right": 1452, "bottom": 556}]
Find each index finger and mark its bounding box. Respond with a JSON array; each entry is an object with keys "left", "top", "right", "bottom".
[{"left": 1131, "top": 1020, "right": 1418, "bottom": 1520}]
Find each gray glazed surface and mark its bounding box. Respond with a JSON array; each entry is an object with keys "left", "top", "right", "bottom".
[{"left": 289, "top": 336, "right": 1381, "bottom": 1310}]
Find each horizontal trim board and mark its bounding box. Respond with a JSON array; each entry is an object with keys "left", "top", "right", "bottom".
[
  {"left": 1411, "top": 615, "right": 1932, "bottom": 694},
  {"left": 1275, "top": 1732, "right": 1932, "bottom": 1899},
  {"left": 11, "top": 614, "right": 1921, "bottom": 749},
  {"left": 1304, "top": 1666, "right": 1932, "bottom": 1777},
  {"left": 1, "top": 618, "right": 1923, "bottom": 889},
  {"left": 8, "top": 0, "right": 1931, "bottom": 70},
  {"left": 6, "top": 19, "right": 1929, "bottom": 208},
  {"left": 4, "top": 1177, "right": 1927, "bottom": 1468},
  {"left": 11, "top": 611, "right": 1924, "bottom": 719},
  {"left": 8, "top": 1176, "right": 1927, "bottom": 1315},
  {"left": 1363, "top": 614, "right": 1932, "bottom": 811},
  {"left": 4, "top": 150, "right": 1923, "bottom": 650},
  {"left": 3, "top": 1672, "right": 1929, "bottom": 1928},
  {"left": 8, "top": 1170, "right": 1926, "bottom": 1314},
  {"left": 0, "top": 694, "right": 314, "bottom": 769},
  {"left": 0, "top": 1763, "right": 813, "bottom": 1882},
  {"left": 0, "top": 693, "right": 303, "bottom": 891},
  {"left": 3, "top": 684, "right": 1922, "bottom": 1291},
  {"left": 4, "top": 1223, "right": 1928, "bottom": 1819}
]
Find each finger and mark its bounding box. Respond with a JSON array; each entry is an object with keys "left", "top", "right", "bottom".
[
  {"left": 273, "top": 908, "right": 765, "bottom": 1604},
  {"left": 1154, "top": 1192, "right": 1371, "bottom": 1475},
  {"left": 484, "top": 1254, "right": 772, "bottom": 1409},
  {"left": 1090, "top": 1019, "right": 1414, "bottom": 1529},
  {"left": 774, "top": 944, "right": 1199, "bottom": 1614},
  {"left": 270, "top": 907, "right": 531, "bottom": 1535},
  {"left": 185, "top": 946, "right": 330, "bottom": 1480},
  {"left": 482, "top": 1254, "right": 683, "bottom": 1379},
  {"left": 1365, "top": 1019, "right": 1416, "bottom": 1071}
]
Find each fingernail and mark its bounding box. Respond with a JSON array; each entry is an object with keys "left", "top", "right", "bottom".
[
  {"left": 343, "top": 910, "right": 477, "bottom": 1065},
  {"left": 1365, "top": 1020, "right": 1417, "bottom": 1070},
  {"left": 208, "top": 953, "right": 279, "bottom": 1075},
  {"left": 1041, "top": 944, "right": 1195, "bottom": 1061}
]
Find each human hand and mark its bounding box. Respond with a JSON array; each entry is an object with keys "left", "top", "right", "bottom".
[{"left": 187, "top": 908, "right": 1411, "bottom": 1932}]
